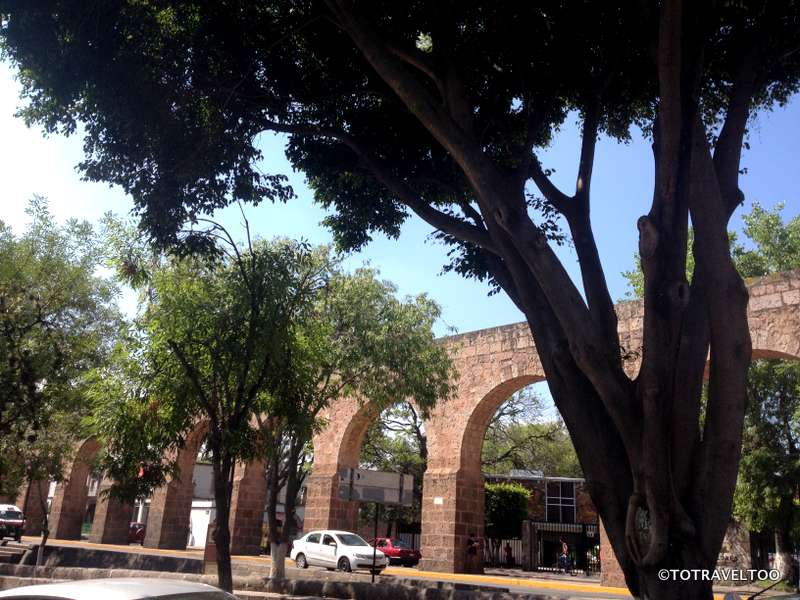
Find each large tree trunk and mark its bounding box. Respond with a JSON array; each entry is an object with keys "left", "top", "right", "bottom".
[
  {"left": 328, "top": 2, "right": 753, "bottom": 597},
  {"left": 211, "top": 455, "right": 234, "bottom": 593},
  {"left": 265, "top": 447, "right": 285, "bottom": 581},
  {"left": 34, "top": 479, "right": 49, "bottom": 568},
  {"left": 774, "top": 528, "right": 792, "bottom": 582}
]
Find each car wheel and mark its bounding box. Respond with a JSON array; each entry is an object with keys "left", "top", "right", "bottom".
[
  {"left": 337, "top": 557, "right": 352, "bottom": 573},
  {"left": 295, "top": 553, "right": 308, "bottom": 569}
]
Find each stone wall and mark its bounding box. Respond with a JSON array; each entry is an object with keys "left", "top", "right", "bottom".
[
  {"left": 16, "top": 270, "right": 798, "bottom": 579},
  {"left": 307, "top": 269, "right": 800, "bottom": 576}
]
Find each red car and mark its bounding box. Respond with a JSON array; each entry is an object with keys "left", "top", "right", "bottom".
[
  {"left": 369, "top": 537, "right": 421, "bottom": 567},
  {"left": 128, "top": 522, "right": 146, "bottom": 544}
]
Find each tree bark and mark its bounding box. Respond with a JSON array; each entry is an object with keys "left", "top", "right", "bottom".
[
  {"left": 265, "top": 446, "right": 285, "bottom": 581},
  {"left": 35, "top": 479, "right": 49, "bottom": 569},
  {"left": 211, "top": 454, "right": 234, "bottom": 593},
  {"left": 774, "top": 528, "right": 791, "bottom": 581},
  {"left": 321, "top": 2, "right": 755, "bottom": 597}
]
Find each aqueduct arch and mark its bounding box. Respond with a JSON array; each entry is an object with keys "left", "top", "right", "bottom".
[
  {"left": 307, "top": 269, "right": 800, "bottom": 574},
  {"left": 11, "top": 270, "right": 798, "bottom": 571},
  {"left": 143, "top": 422, "right": 209, "bottom": 549},
  {"left": 49, "top": 438, "right": 101, "bottom": 540}
]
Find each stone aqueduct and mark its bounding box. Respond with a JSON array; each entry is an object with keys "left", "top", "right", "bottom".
[{"left": 9, "top": 270, "right": 800, "bottom": 575}]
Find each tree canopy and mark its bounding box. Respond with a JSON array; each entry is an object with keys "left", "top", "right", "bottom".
[
  {"left": 484, "top": 481, "right": 531, "bottom": 564},
  {"left": 0, "top": 198, "right": 118, "bottom": 498},
  {"left": 89, "top": 224, "right": 454, "bottom": 587},
  {"left": 481, "top": 388, "right": 582, "bottom": 478},
  {"left": 734, "top": 359, "right": 799, "bottom": 579},
  {"left": 3, "top": 2, "right": 800, "bottom": 596}
]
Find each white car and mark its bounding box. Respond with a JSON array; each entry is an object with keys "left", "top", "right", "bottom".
[
  {"left": 290, "top": 530, "right": 388, "bottom": 573},
  {"left": 0, "top": 578, "right": 235, "bottom": 600}
]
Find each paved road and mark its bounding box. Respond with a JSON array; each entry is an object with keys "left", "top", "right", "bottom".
[{"left": 20, "top": 537, "right": 747, "bottom": 599}]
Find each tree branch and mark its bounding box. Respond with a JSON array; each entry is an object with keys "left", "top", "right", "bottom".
[
  {"left": 262, "top": 120, "right": 499, "bottom": 253},
  {"left": 386, "top": 43, "right": 447, "bottom": 100},
  {"left": 528, "top": 159, "right": 571, "bottom": 213},
  {"left": 713, "top": 45, "right": 759, "bottom": 218}
]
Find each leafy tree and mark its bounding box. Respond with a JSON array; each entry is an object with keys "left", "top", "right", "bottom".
[
  {"left": 0, "top": 198, "right": 118, "bottom": 562},
  {"left": 0, "top": 198, "right": 117, "bottom": 460},
  {"left": 4, "top": 4, "right": 800, "bottom": 597},
  {"left": 484, "top": 482, "right": 531, "bottom": 566},
  {"left": 483, "top": 420, "right": 583, "bottom": 479},
  {"left": 89, "top": 230, "right": 323, "bottom": 592},
  {"left": 734, "top": 360, "right": 799, "bottom": 582},
  {"left": 262, "top": 268, "right": 454, "bottom": 580},
  {"left": 90, "top": 220, "right": 453, "bottom": 584}
]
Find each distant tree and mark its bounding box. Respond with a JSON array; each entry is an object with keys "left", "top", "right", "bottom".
[
  {"left": 482, "top": 388, "right": 582, "bottom": 478},
  {"left": 4, "top": 3, "right": 800, "bottom": 596},
  {"left": 0, "top": 198, "right": 118, "bottom": 561},
  {"left": 484, "top": 482, "right": 531, "bottom": 565},
  {"left": 360, "top": 403, "right": 428, "bottom": 532},
  {"left": 483, "top": 421, "right": 583, "bottom": 479},
  {"left": 734, "top": 360, "right": 799, "bottom": 583},
  {"left": 622, "top": 202, "right": 799, "bottom": 298}
]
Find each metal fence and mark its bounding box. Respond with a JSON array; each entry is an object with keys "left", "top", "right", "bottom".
[
  {"left": 397, "top": 532, "right": 421, "bottom": 550},
  {"left": 483, "top": 538, "right": 524, "bottom": 567},
  {"left": 522, "top": 520, "right": 600, "bottom": 574}
]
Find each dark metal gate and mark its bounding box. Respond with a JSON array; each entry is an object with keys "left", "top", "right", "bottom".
[{"left": 521, "top": 520, "right": 600, "bottom": 574}]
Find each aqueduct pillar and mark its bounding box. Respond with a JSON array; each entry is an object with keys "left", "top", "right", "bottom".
[{"left": 49, "top": 438, "right": 101, "bottom": 540}]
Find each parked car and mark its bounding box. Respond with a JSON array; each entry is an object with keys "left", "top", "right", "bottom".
[
  {"left": 0, "top": 578, "right": 235, "bottom": 600},
  {"left": 369, "top": 537, "right": 421, "bottom": 567},
  {"left": 128, "top": 522, "right": 146, "bottom": 544},
  {"left": 290, "top": 530, "right": 388, "bottom": 574},
  {"left": 0, "top": 505, "right": 25, "bottom": 542}
]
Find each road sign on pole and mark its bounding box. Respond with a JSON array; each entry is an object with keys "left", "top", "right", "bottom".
[{"left": 337, "top": 467, "right": 413, "bottom": 506}]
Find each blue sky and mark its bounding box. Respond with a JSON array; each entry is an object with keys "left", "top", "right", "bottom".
[{"left": 1, "top": 60, "right": 798, "bottom": 340}]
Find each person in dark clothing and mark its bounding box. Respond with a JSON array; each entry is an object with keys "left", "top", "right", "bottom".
[
  {"left": 466, "top": 532, "right": 479, "bottom": 573},
  {"left": 504, "top": 542, "right": 514, "bottom": 567}
]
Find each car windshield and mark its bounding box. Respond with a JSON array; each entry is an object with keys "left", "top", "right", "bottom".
[
  {"left": 390, "top": 538, "right": 411, "bottom": 548},
  {"left": 335, "top": 533, "right": 368, "bottom": 546},
  {"left": 0, "top": 511, "right": 22, "bottom": 520}
]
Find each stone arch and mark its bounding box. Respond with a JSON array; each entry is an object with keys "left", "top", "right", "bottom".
[
  {"left": 458, "top": 375, "right": 544, "bottom": 478},
  {"left": 143, "top": 422, "right": 209, "bottom": 549},
  {"left": 49, "top": 437, "right": 101, "bottom": 539},
  {"left": 305, "top": 269, "right": 800, "bottom": 576},
  {"left": 420, "top": 372, "right": 544, "bottom": 573},
  {"left": 304, "top": 399, "right": 380, "bottom": 533}
]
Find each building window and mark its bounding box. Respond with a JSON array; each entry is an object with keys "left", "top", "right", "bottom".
[{"left": 546, "top": 481, "right": 575, "bottom": 523}]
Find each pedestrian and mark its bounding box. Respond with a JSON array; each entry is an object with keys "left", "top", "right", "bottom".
[
  {"left": 558, "top": 537, "right": 570, "bottom": 574},
  {"left": 504, "top": 542, "right": 514, "bottom": 567},
  {"left": 466, "top": 532, "right": 479, "bottom": 573}
]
